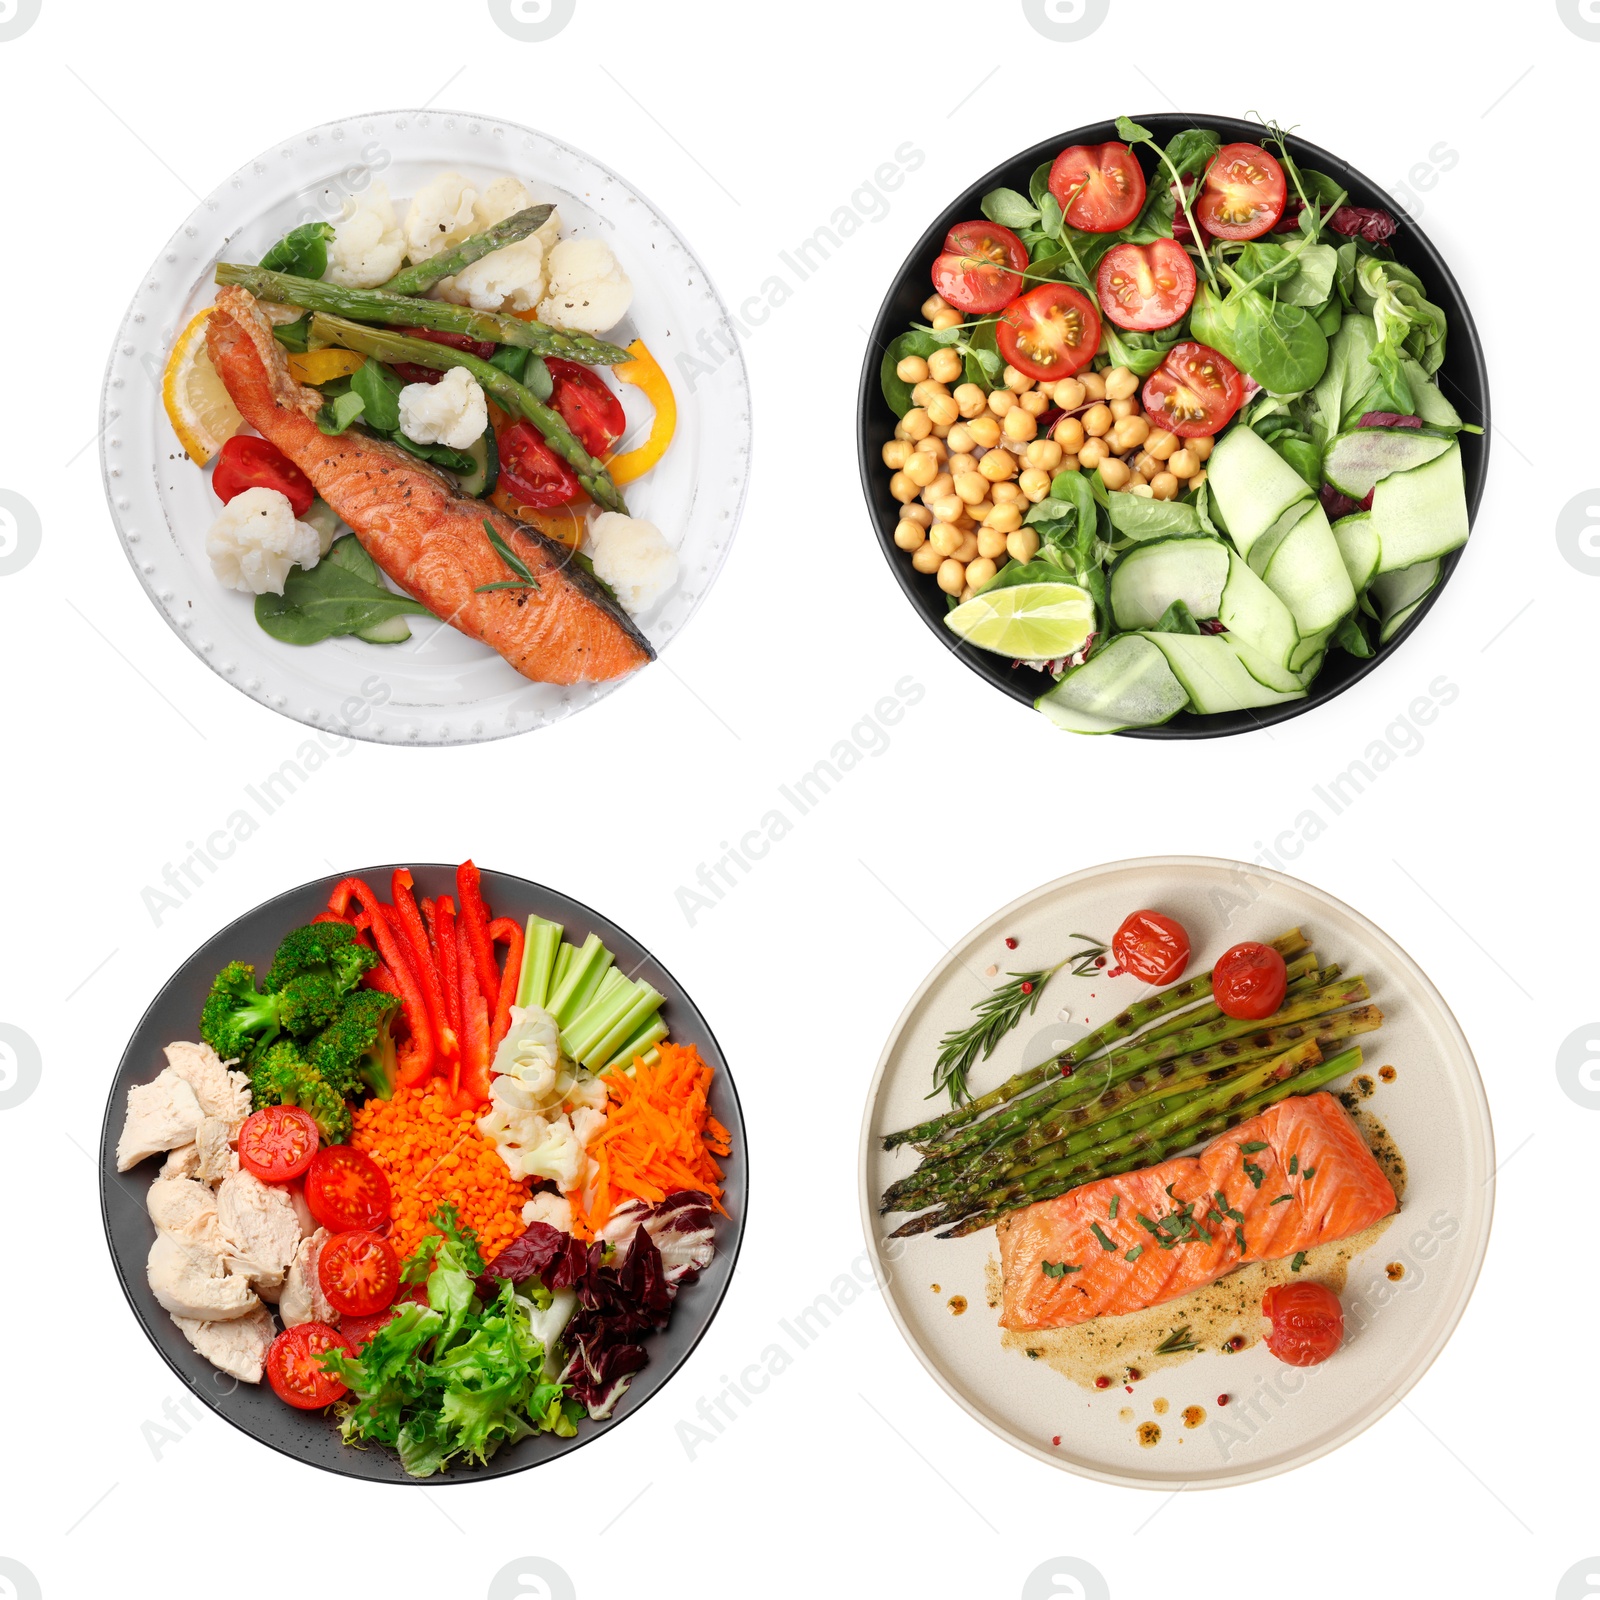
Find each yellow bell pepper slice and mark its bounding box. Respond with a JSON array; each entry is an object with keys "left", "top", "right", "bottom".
[
  {"left": 288, "top": 348, "right": 367, "bottom": 385},
  {"left": 605, "top": 340, "right": 676, "bottom": 485}
]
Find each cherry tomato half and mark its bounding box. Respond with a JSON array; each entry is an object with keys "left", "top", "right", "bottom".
[
  {"left": 497, "top": 419, "right": 581, "bottom": 508},
  {"left": 389, "top": 324, "right": 498, "bottom": 386},
  {"left": 304, "top": 1145, "right": 391, "bottom": 1233},
  {"left": 1195, "top": 143, "right": 1287, "bottom": 241},
  {"left": 318, "top": 1229, "right": 401, "bottom": 1318},
  {"left": 266, "top": 1321, "right": 355, "bottom": 1410},
  {"left": 931, "top": 220, "right": 1028, "bottom": 315},
  {"left": 546, "top": 357, "right": 627, "bottom": 458},
  {"left": 1048, "top": 142, "right": 1147, "bottom": 234},
  {"left": 1096, "top": 239, "right": 1197, "bottom": 332},
  {"left": 1111, "top": 910, "right": 1191, "bottom": 986},
  {"left": 998, "top": 283, "right": 1102, "bottom": 383},
  {"left": 212, "top": 435, "right": 316, "bottom": 517},
  {"left": 1142, "top": 341, "right": 1245, "bottom": 439},
  {"left": 236, "top": 1105, "right": 320, "bottom": 1184},
  {"left": 1262, "top": 1281, "right": 1344, "bottom": 1367},
  {"left": 1213, "top": 941, "right": 1288, "bottom": 1020},
  {"left": 337, "top": 1306, "right": 403, "bottom": 1350}
]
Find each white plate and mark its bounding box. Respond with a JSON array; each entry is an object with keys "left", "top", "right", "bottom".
[
  {"left": 99, "top": 109, "right": 751, "bottom": 745},
  {"left": 858, "top": 856, "right": 1494, "bottom": 1489}
]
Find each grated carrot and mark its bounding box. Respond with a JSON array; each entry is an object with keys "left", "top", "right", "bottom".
[
  {"left": 351, "top": 1079, "right": 531, "bottom": 1262},
  {"left": 576, "top": 1042, "right": 731, "bottom": 1232}
]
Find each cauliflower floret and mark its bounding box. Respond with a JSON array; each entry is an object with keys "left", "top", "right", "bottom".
[
  {"left": 537, "top": 237, "right": 633, "bottom": 335},
  {"left": 522, "top": 1192, "right": 574, "bottom": 1233},
  {"left": 562, "top": 1074, "right": 608, "bottom": 1114},
  {"left": 489, "top": 1005, "right": 568, "bottom": 1112},
  {"left": 585, "top": 513, "right": 680, "bottom": 615},
  {"left": 397, "top": 366, "right": 487, "bottom": 449},
  {"left": 325, "top": 182, "right": 405, "bottom": 288},
  {"left": 403, "top": 170, "right": 480, "bottom": 263},
  {"left": 569, "top": 1105, "right": 607, "bottom": 1148},
  {"left": 471, "top": 176, "right": 532, "bottom": 232},
  {"left": 478, "top": 1106, "right": 588, "bottom": 1187},
  {"left": 206, "top": 487, "right": 322, "bottom": 596},
  {"left": 435, "top": 237, "right": 549, "bottom": 313}
]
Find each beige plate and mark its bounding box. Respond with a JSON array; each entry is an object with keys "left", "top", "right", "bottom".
[{"left": 858, "top": 856, "right": 1494, "bottom": 1489}]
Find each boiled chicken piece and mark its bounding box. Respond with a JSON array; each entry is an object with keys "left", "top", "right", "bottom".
[
  {"left": 279, "top": 1228, "right": 340, "bottom": 1327},
  {"left": 215, "top": 1169, "right": 302, "bottom": 1289},
  {"left": 171, "top": 1306, "right": 276, "bottom": 1384},
  {"left": 161, "top": 1040, "right": 251, "bottom": 1127},
  {"left": 147, "top": 1176, "right": 225, "bottom": 1250},
  {"left": 159, "top": 1143, "right": 201, "bottom": 1181},
  {"left": 287, "top": 1183, "right": 316, "bottom": 1237},
  {"left": 194, "top": 1116, "right": 239, "bottom": 1183},
  {"left": 117, "top": 1070, "right": 203, "bottom": 1170},
  {"left": 147, "top": 1232, "right": 259, "bottom": 1321}
]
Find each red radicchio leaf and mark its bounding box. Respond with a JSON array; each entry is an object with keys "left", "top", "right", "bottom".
[
  {"left": 1320, "top": 484, "right": 1361, "bottom": 521},
  {"left": 1356, "top": 412, "right": 1424, "bottom": 430},
  {"left": 1328, "top": 206, "right": 1398, "bottom": 244}
]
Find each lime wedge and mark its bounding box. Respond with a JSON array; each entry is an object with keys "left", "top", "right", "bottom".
[{"left": 945, "top": 582, "right": 1095, "bottom": 661}]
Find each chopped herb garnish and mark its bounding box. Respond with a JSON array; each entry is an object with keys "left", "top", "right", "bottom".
[
  {"left": 474, "top": 519, "right": 543, "bottom": 594},
  {"left": 1288, "top": 1154, "right": 1299, "bottom": 1175},
  {"left": 1206, "top": 1208, "right": 1228, "bottom": 1227},
  {"left": 1041, "top": 1260, "right": 1080, "bottom": 1278},
  {"left": 1291, "top": 1251, "right": 1308, "bottom": 1272},
  {"left": 1137, "top": 1213, "right": 1163, "bottom": 1238},
  {"left": 1234, "top": 1225, "right": 1247, "bottom": 1255},
  {"left": 1240, "top": 1141, "right": 1268, "bottom": 1154},
  {"left": 1090, "top": 1222, "right": 1117, "bottom": 1252},
  {"left": 1154, "top": 1324, "right": 1200, "bottom": 1355},
  {"left": 1164, "top": 1181, "right": 1178, "bottom": 1199},
  {"left": 1242, "top": 1161, "right": 1265, "bottom": 1189},
  {"left": 1302, "top": 1166, "right": 1316, "bottom": 1180},
  {"left": 1108, "top": 1195, "right": 1119, "bottom": 1220},
  {"left": 1225, "top": 1205, "right": 1246, "bottom": 1224},
  {"left": 1270, "top": 1193, "right": 1292, "bottom": 1205},
  {"left": 1125, "top": 1245, "right": 1144, "bottom": 1263}
]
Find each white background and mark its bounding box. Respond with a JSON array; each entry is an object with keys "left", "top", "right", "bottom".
[{"left": 1, "top": 2, "right": 1595, "bottom": 1597}]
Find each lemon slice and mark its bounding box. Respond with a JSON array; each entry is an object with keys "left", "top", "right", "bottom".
[
  {"left": 162, "top": 308, "right": 242, "bottom": 464},
  {"left": 945, "top": 581, "right": 1095, "bottom": 661}
]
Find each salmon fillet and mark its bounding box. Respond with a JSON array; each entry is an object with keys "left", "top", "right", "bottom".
[
  {"left": 205, "top": 287, "right": 653, "bottom": 685},
  {"left": 997, "top": 1092, "right": 1396, "bottom": 1331}
]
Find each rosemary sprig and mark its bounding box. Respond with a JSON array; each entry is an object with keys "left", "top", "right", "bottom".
[
  {"left": 1154, "top": 1324, "right": 1200, "bottom": 1355},
  {"left": 928, "top": 933, "right": 1108, "bottom": 1104},
  {"left": 474, "top": 518, "right": 542, "bottom": 594}
]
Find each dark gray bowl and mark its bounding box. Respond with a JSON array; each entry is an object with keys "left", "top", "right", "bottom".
[
  {"left": 99, "top": 864, "right": 745, "bottom": 1483},
  {"left": 857, "top": 112, "right": 1489, "bottom": 738}
]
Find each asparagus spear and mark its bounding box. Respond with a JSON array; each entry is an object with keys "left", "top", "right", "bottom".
[
  {"left": 375, "top": 204, "right": 554, "bottom": 297},
  {"left": 1138, "top": 959, "right": 1341, "bottom": 1045},
  {"left": 883, "top": 928, "right": 1308, "bottom": 1151},
  {"left": 215, "top": 262, "right": 632, "bottom": 367},
  {"left": 307, "top": 314, "right": 627, "bottom": 515}
]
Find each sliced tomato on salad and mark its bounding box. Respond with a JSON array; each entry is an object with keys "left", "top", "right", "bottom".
[
  {"left": 237, "top": 1105, "right": 319, "bottom": 1183},
  {"left": 997, "top": 284, "right": 1102, "bottom": 382},
  {"left": 304, "top": 1144, "right": 391, "bottom": 1233},
  {"left": 931, "top": 220, "right": 1028, "bottom": 314},
  {"left": 212, "top": 435, "right": 316, "bottom": 516},
  {"left": 1142, "top": 342, "right": 1245, "bottom": 438},
  {"left": 1262, "top": 1281, "right": 1344, "bottom": 1366},
  {"left": 266, "top": 1322, "right": 355, "bottom": 1409},
  {"left": 318, "top": 1229, "right": 401, "bottom": 1317},
  {"left": 547, "top": 357, "right": 626, "bottom": 458},
  {"left": 498, "top": 419, "right": 581, "bottom": 507},
  {"left": 1095, "top": 240, "right": 1196, "bottom": 331},
  {"left": 1047, "top": 142, "right": 1147, "bottom": 234},
  {"left": 388, "top": 324, "right": 498, "bottom": 385},
  {"left": 337, "top": 1306, "right": 403, "bottom": 1350},
  {"left": 1195, "top": 143, "right": 1287, "bottom": 241},
  {"left": 1111, "top": 910, "right": 1191, "bottom": 985},
  {"left": 1213, "top": 941, "right": 1288, "bottom": 1020}
]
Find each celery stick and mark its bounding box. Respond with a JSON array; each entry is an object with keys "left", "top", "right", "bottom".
[
  {"left": 547, "top": 934, "right": 613, "bottom": 1028},
  {"left": 605, "top": 1014, "right": 669, "bottom": 1071},
  {"left": 517, "top": 916, "right": 563, "bottom": 1009},
  {"left": 562, "top": 969, "right": 632, "bottom": 1058},
  {"left": 549, "top": 942, "right": 574, "bottom": 1000},
  {"left": 584, "top": 984, "right": 664, "bottom": 1070}
]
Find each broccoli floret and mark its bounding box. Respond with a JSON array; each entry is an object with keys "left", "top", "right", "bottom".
[
  {"left": 294, "top": 1075, "right": 353, "bottom": 1145},
  {"left": 306, "top": 988, "right": 401, "bottom": 1099},
  {"left": 266, "top": 922, "right": 377, "bottom": 996},
  {"left": 276, "top": 970, "right": 343, "bottom": 1037},
  {"left": 248, "top": 1038, "right": 352, "bottom": 1145},
  {"left": 201, "top": 961, "right": 282, "bottom": 1061}
]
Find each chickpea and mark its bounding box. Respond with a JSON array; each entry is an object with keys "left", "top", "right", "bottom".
[
  {"left": 896, "top": 354, "right": 930, "bottom": 385},
  {"left": 911, "top": 380, "right": 948, "bottom": 411},
  {"left": 893, "top": 417, "right": 910, "bottom": 442},
  {"left": 968, "top": 499, "right": 994, "bottom": 523},
  {"left": 1025, "top": 438, "right": 1064, "bottom": 472},
  {"left": 1187, "top": 469, "right": 1207, "bottom": 492},
  {"left": 926, "top": 391, "right": 960, "bottom": 428},
  {"left": 954, "top": 531, "right": 981, "bottom": 563},
  {"left": 920, "top": 472, "right": 954, "bottom": 506},
  {"left": 931, "top": 309, "right": 963, "bottom": 331},
  {"left": 1190, "top": 434, "right": 1214, "bottom": 462},
  {"left": 977, "top": 526, "right": 1009, "bottom": 559},
  {"left": 915, "top": 435, "right": 948, "bottom": 462},
  {"left": 953, "top": 382, "right": 988, "bottom": 420},
  {"left": 1001, "top": 364, "right": 1033, "bottom": 394},
  {"left": 1145, "top": 427, "right": 1180, "bottom": 461},
  {"left": 984, "top": 502, "right": 1024, "bottom": 534},
  {"left": 1099, "top": 456, "right": 1132, "bottom": 491},
  {"left": 1081, "top": 403, "right": 1114, "bottom": 438},
  {"left": 1103, "top": 365, "right": 1139, "bottom": 402},
  {"left": 966, "top": 414, "right": 1002, "bottom": 449},
  {"left": 1149, "top": 471, "right": 1180, "bottom": 501},
  {"left": 929, "top": 494, "right": 964, "bottom": 525},
  {"left": 930, "top": 421, "right": 952, "bottom": 440},
  {"left": 1002, "top": 407, "right": 1037, "bottom": 443},
  {"left": 1057, "top": 453, "right": 1080, "bottom": 472},
  {"left": 1111, "top": 415, "right": 1151, "bottom": 455},
  {"left": 921, "top": 292, "right": 951, "bottom": 319},
  {"left": 954, "top": 471, "right": 989, "bottom": 505},
  {"left": 1078, "top": 437, "right": 1109, "bottom": 470},
  {"left": 1078, "top": 369, "right": 1107, "bottom": 401},
  {"left": 1109, "top": 397, "right": 1137, "bottom": 421},
  {"left": 901, "top": 503, "right": 933, "bottom": 528},
  {"left": 978, "top": 448, "right": 1018, "bottom": 483},
  {"left": 904, "top": 450, "right": 939, "bottom": 488},
  {"left": 1054, "top": 415, "right": 1087, "bottom": 453},
  {"left": 902, "top": 408, "right": 932, "bottom": 442},
  {"left": 1019, "top": 389, "right": 1050, "bottom": 417},
  {"left": 988, "top": 388, "right": 1018, "bottom": 417},
  {"left": 1167, "top": 448, "right": 1199, "bottom": 480},
  {"left": 991, "top": 481, "right": 1024, "bottom": 505},
  {"left": 945, "top": 455, "right": 976, "bottom": 482},
  {"left": 966, "top": 557, "right": 998, "bottom": 588},
  {"left": 1133, "top": 450, "right": 1158, "bottom": 479},
  {"left": 882, "top": 438, "right": 912, "bottom": 470},
  {"left": 1007, "top": 527, "right": 1041, "bottom": 563},
  {"left": 947, "top": 422, "right": 976, "bottom": 455},
  {"left": 1130, "top": 483, "right": 1155, "bottom": 499},
  {"left": 889, "top": 470, "right": 918, "bottom": 503},
  {"left": 937, "top": 558, "right": 967, "bottom": 595},
  {"left": 1051, "top": 377, "right": 1087, "bottom": 410},
  {"left": 929, "top": 522, "right": 965, "bottom": 557},
  {"left": 893, "top": 519, "right": 927, "bottom": 551},
  {"left": 1018, "top": 467, "right": 1051, "bottom": 503},
  {"left": 928, "top": 347, "right": 964, "bottom": 384},
  {"left": 912, "top": 543, "right": 944, "bottom": 573}
]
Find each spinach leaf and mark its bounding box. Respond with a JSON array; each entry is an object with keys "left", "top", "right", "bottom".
[
  {"left": 880, "top": 329, "right": 941, "bottom": 416},
  {"left": 1104, "top": 494, "right": 1201, "bottom": 540},
  {"left": 1164, "top": 128, "right": 1222, "bottom": 180},
  {"left": 272, "top": 313, "right": 312, "bottom": 354},
  {"left": 1223, "top": 290, "right": 1329, "bottom": 395},
  {"left": 962, "top": 317, "right": 1002, "bottom": 388},
  {"left": 1307, "top": 314, "right": 1378, "bottom": 445},
  {"left": 260, "top": 221, "right": 334, "bottom": 278},
  {"left": 1277, "top": 242, "right": 1338, "bottom": 308},
  {"left": 1154, "top": 598, "right": 1204, "bottom": 634},
  {"left": 1332, "top": 611, "right": 1374, "bottom": 659},
  {"left": 254, "top": 540, "right": 429, "bottom": 646},
  {"left": 488, "top": 345, "right": 529, "bottom": 382},
  {"left": 390, "top": 433, "right": 476, "bottom": 475},
  {"left": 1314, "top": 296, "right": 1344, "bottom": 335},
  {"left": 314, "top": 388, "right": 366, "bottom": 436},
  {"left": 982, "top": 187, "right": 1040, "bottom": 229},
  {"left": 350, "top": 358, "right": 402, "bottom": 433},
  {"left": 1029, "top": 160, "right": 1056, "bottom": 213},
  {"left": 524, "top": 354, "right": 553, "bottom": 402},
  {"left": 1262, "top": 430, "right": 1321, "bottom": 489},
  {"left": 1193, "top": 480, "right": 1221, "bottom": 538},
  {"left": 1400, "top": 357, "right": 1463, "bottom": 431},
  {"left": 1042, "top": 466, "right": 1099, "bottom": 535},
  {"left": 1102, "top": 320, "right": 1186, "bottom": 378}
]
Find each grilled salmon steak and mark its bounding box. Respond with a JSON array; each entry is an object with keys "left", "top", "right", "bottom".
[
  {"left": 997, "top": 1092, "right": 1396, "bottom": 1331},
  {"left": 205, "top": 287, "right": 653, "bottom": 684}
]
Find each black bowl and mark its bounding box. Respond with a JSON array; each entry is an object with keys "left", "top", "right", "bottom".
[
  {"left": 857, "top": 112, "right": 1489, "bottom": 738},
  {"left": 98, "top": 864, "right": 746, "bottom": 1484}
]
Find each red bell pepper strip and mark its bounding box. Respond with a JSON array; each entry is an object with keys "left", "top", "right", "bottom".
[
  {"left": 434, "top": 896, "right": 462, "bottom": 1041},
  {"left": 455, "top": 860, "right": 501, "bottom": 1009},
  {"left": 391, "top": 869, "right": 458, "bottom": 1064},
  {"left": 487, "top": 916, "right": 524, "bottom": 1045},
  {"left": 327, "top": 876, "right": 434, "bottom": 1085},
  {"left": 455, "top": 914, "right": 493, "bottom": 1109}
]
